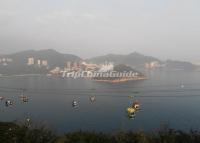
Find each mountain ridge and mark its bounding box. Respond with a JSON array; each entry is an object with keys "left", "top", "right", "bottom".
[
  {"left": 0, "top": 49, "right": 82, "bottom": 75},
  {"left": 2, "top": 49, "right": 82, "bottom": 67},
  {"left": 0, "top": 49, "right": 197, "bottom": 74},
  {"left": 87, "top": 52, "right": 161, "bottom": 69}
]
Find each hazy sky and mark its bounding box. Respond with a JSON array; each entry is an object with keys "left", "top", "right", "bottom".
[{"left": 0, "top": 0, "right": 200, "bottom": 62}]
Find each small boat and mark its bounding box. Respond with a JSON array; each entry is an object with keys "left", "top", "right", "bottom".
[
  {"left": 90, "top": 96, "right": 96, "bottom": 102},
  {"left": 127, "top": 107, "right": 136, "bottom": 114},
  {"left": 20, "top": 95, "right": 29, "bottom": 102},
  {"left": 132, "top": 101, "right": 140, "bottom": 110},
  {"left": 26, "top": 118, "right": 31, "bottom": 122},
  {"left": 72, "top": 100, "right": 78, "bottom": 107},
  {"left": 22, "top": 98, "right": 28, "bottom": 102},
  {"left": 5, "top": 100, "right": 13, "bottom": 107},
  {"left": 0, "top": 97, "right": 4, "bottom": 101},
  {"left": 129, "top": 95, "right": 134, "bottom": 99},
  {"left": 20, "top": 89, "right": 28, "bottom": 102},
  {"left": 128, "top": 112, "right": 136, "bottom": 119},
  {"left": 126, "top": 107, "right": 136, "bottom": 119}
]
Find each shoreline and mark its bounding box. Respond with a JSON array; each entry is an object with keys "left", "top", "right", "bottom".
[
  {"left": 0, "top": 74, "right": 148, "bottom": 83},
  {"left": 93, "top": 76, "right": 147, "bottom": 83},
  {"left": 0, "top": 74, "right": 45, "bottom": 78}
]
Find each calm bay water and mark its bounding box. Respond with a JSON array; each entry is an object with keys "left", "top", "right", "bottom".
[{"left": 0, "top": 71, "right": 200, "bottom": 133}]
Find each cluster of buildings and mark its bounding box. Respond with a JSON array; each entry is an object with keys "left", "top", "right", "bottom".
[
  {"left": 26, "top": 58, "right": 114, "bottom": 75},
  {"left": 0, "top": 58, "right": 13, "bottom": 66},
  {"left": 27, "top": 58, "right": 48, "bottom": 67},
  {"left": 0, "top": 56, "right": 164, "bottom": 73},
  {"left": 145, "top": 61, "right": 162, "bottom": 69},
  {"left": 193, "top": 62, "right": 200, "bottom": 66},
  {"left": 50, "top": 61, "right": 114, "bottom": 75},
  {"left": 63, "top": 61, "right": 114, "bottom": 72},
  {"left": 98, "top": 62, "right": 114, "bottom": 72},
  {"left": 65, "top": 61, "right": 83, "bottom": 71}
]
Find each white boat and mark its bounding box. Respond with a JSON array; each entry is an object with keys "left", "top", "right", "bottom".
[
  {"left": 181, "top": 84, "right": 185, "bottom": 88},
  {"left": 90, "top": 96, "right": 96, "bottom": 102},
  {"left": 72, "top": 100, "right": 78, "bottom": 107},
  {"left": 5, "top": 100, "right": 13, "bottom": 106}
]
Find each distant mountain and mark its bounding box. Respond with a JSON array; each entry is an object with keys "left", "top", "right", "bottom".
[
  {"left": 113, "top": 64, "right": 143, "bottom": 75},
  {"left": 0, "top": 49, "right": 81, "bottom": 75},
  {"left": 88, "top": 52, "right": 198, "bottom": 71},
  {"left": 87, "top": 52, "right": 161, "bottom": 69},
  {"left": 7, "top": 49, "right": 81, "bottom": 68},
  {"left": 0, "top": 49, "right": 197, "bottom": 75},
  {"left": 165, "top": 60, "right": 196, "bottom": 71}
]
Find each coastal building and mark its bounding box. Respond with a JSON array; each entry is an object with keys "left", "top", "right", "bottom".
[
  {"left": 145, "top": 63, "right": 150, "bottom": 69},
  {"left": 42, "top": 60, "right": 48, "bottom": 66},
  {"left": 81, "top": 62, "right": 99, "bottom": 71},
  {"left": 27, "top": 57, "right": 34, "bottom": 65},
  {"left": 37, "top": 60, "right": 41, "bottom": 66},
  {"left": 193, "top": 62, "right": 200, "bottom": 66},
  {"left": 2, "top": 58, "right": 6, "bottom": 62},
  {"left": 73, "top": 62, "right": 78, "bottom": 69},
  {"left": 145, "top": 61, "right": 161, "bottom": 69},
  {"left": 0, "top": 58, "right": 13, "bottom": 65},
  {"left": 99, "top": 62, "right": 114, "bottom": 72},
  {"left": 66, "top": 61, "right": 71, "bottom": 69},
  {"left": 50, "top": 67, "right": 61, "bottom": 75}
]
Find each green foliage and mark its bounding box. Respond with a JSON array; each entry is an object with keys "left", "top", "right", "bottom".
[
  {"left": 1, "top": 122, "right": 200, "bottom": 143},
  {"left": 0, "top": 122, "right": 57, "bottom": 143},
  {"left": 63, "top": 130, "right": 200, "bottom": 143}
]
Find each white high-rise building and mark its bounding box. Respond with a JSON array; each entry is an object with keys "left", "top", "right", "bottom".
[
  {"left": 27, "top": 57, "right": 34, "bottom": 65},
  {"left": 66, "top": 61, "right": 71, "bottom": 69},
  {"left": 42, "top": 60, "right": 48, "bottom": 66},
  {"left": 37, "top": 60, "right": 41, "bottom": 66},
  {"left": 73, "top": 62, "right": 78, "bottom": 69},
  {"left": 99, "top": 62, "right": 114, "bottom": 72}
]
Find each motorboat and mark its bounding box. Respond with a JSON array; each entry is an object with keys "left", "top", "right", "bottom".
[
  {"left": 90, "top": 96, "right": 96, "bottom": 102},
  {"left": 20, "top": 95, "right": 29, "bottom": 102},
  {"left": 126, "top": 107, "right": 136, "bottom": 119},
  {"left": 132, "top": 101, "right": 140, "bottom": 110},
  {"left": 5, "top": 100, "right": 13, "bottom": 107},
  {"left": 181, "top": 84, "right": 185, "bottom": 88},
  {"left": 127, "top": 107, "right": 136, "bottom": 114},
  {"left": 72, "top": 100, "right": 78, "bottom": 107},
  {"left": 0, "top": 97, "right": 4, "bottom": 101}
]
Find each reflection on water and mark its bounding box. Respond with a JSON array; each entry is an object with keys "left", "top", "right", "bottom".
[{"left": 0, "top": 71, "right": 200, "bottom": 133}]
